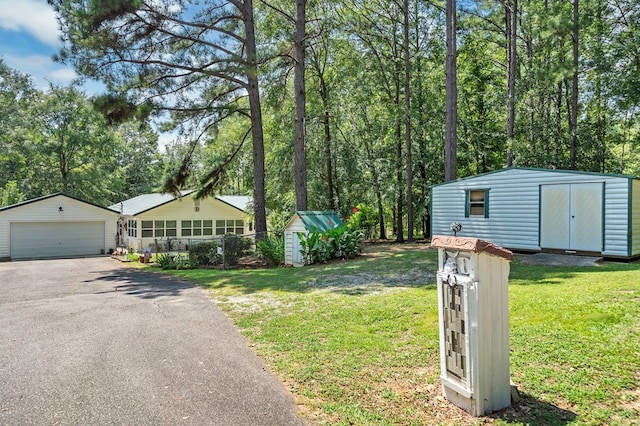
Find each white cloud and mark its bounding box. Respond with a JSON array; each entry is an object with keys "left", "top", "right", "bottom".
[
  {"left": 156, "top": 130, "right": 177, "bottom": 152},
  {"left": 2, "top": 53, "right": 76, "bottom": 88},
  {"left": 49, "top": 67, "right": 78, "bottom": 82},
  {"left": 0, "top": 0, "right": 60, "bottom": 47}
]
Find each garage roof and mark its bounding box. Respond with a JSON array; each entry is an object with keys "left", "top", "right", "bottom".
[{"left": 0, "top": 193, "right": 119, "bottom": 214}]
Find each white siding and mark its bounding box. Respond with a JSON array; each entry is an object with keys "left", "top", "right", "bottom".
[
  {"left": 431, "top": 168, "right": 633, "bottom": 257},
  {"left": 0, "top": 195, "right": 118, "bottom": 259},
  {"left": 284, "top": 216, "right": 307, "bottom": 266},
  {"left": 125, "top": 196, "right": 249, "bottom": 251},
  {"left": 632, "top": 180, "right": 640, "bottom": 256}
]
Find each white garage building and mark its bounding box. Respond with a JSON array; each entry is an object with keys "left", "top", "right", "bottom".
[{"left": 0, "top": 193, "right": 119, "bottom": 260}]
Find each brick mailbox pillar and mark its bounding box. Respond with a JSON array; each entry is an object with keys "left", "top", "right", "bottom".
[{"left": 431, "top": 235, "right": 513, "bottom": 416}]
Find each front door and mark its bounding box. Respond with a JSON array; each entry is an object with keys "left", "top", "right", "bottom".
[{"left": 540, "top": 183, "right": 603, "bottom": 252}]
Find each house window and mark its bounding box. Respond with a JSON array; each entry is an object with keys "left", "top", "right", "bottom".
[
  {"left": 141, "top": 220, "right": 177, "bottom": 237},
  {"left": 203, "top": 220, "right": 213, "bottom": 236},
  {"left": 181, "top": 220, "right": 191, "bottom": 236},
  {"left": 466, "top": 189, "right": 489, "bottom": 218},
  {"left": 127, "top": 220, "right": 137, "bottom": 238},
  {"left": 216, "top": 219, "right": 245, "bottom": 235},
  {"left": 181, "top": 220, "right": 213, "bottom": 237},
  {"left": 154, "top": 220, "right": 165, "bottom": 237},
  {"left": 166, "top": 220, "right": 177, "bottom": 237},
  {"left": 142, "top": 220, "right": 153, "bottom": 237}
]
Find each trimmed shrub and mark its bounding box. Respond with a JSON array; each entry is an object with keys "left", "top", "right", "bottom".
[
  {"left": 188, "top": 241, "right": 219, "bottom": 266},
  {"left": 220, "top": 234, "right": 252, "bottom": 266}
]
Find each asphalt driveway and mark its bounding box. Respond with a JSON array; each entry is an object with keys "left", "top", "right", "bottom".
[{"left": 0, "top": 257, "right": 306, "bottom": 425}]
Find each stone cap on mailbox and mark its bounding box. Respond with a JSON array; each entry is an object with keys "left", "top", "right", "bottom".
[{"left": 431, "top": 235, "right": 513, "bottom": 261}]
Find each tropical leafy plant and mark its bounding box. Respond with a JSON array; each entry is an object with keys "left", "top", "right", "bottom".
[
  {"left": 156, "top": 253, "right": 173, "bottom": 268},
  {"left": 298, "top": 225, "right": 364, "bottom": 265},
  {"left": 256, "top": 234, "right": 285, "bottom": 266}
]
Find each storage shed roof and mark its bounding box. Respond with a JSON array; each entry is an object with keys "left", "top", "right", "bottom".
[
  {"left": 293, "top": 211, "right": 344, "bottom": 232},
  {"left": 430, "top": 167, "right": 638, "bottom": 188}
]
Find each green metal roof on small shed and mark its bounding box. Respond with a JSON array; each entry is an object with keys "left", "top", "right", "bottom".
[{"left": 295, "top": 211, "right": 344, "bottom": 232}]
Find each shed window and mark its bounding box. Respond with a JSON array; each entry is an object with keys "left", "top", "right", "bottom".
[{"left": 465, "top": 190, "right": 489, "bottom": 218}]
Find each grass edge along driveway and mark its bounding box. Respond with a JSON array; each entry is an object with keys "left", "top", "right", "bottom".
[{"left": 147, "top": 244, "right": 640, "bottom": 425}]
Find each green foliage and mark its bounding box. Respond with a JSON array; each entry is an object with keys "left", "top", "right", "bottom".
[
  {"left": 298, "top": 226, "right": 363, "bottom": 265},
  {"left": 188, "top": 242, "right": 219, "bottom": 267},
  {"left": 345, "top": 204, "right": 378, "bottom": 239},
  {"left": 256, "top": 234, "right": 285, "bottom": 266},
  {"left": 156, "top": 253, "right": 172, "bottom": 267},
  {"left": 93, "top": 94, "right": 152, "bottom": 125},
  {"left": 0, "top": 181, "right": 26, "bottom": 208},
  {"left": 219, "top": 234, "right": 253, "bottom": 266},
  {"left": 156, "top": 253, "right": 191, "bottom": 270}
]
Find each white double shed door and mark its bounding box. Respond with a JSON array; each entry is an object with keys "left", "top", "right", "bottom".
[{"left": 540, "top": 182, "right": 603, "bottom": 252}]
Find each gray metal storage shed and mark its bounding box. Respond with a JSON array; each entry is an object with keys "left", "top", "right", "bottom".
[{"left": 430, "top": 168, "right": 640, "bottom": 259}]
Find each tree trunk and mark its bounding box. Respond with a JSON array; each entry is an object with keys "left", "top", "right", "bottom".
[
  {"left": 403, "top": 0, "right": 413, "bottom": 242},
  {"left": 444, "top": 0, "right": 457, "bottom": 181},
  {"left": 294, "top": 0, "right": 308, "bottom": 210},
  {"left": 396, "top": 110, "right": 404, "bottom": 243},
  {"left": 243, "top": 0, "right": 267, "bottom": 240},
  {"left": 505, "top": 0, "right": 517, "bottom": 167},
  {"left": 361, "top": 108, "right": 387, "bottom": 240},
  {"left": 569, "top": 0, "right": 578, "bottom": 170},
  {"left": 376, "top": 189, "right": 386, "bottom": 240},
  {"left": 319, "top": 73, "right": 335, "bottom": 210}
]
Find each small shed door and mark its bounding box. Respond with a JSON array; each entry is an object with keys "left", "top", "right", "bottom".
[
  {"left": 292, "top": 232, "right": 304, "bottom": 267},
  {"left": 540, "top": 183, "right": 603, "bottom": 252}
]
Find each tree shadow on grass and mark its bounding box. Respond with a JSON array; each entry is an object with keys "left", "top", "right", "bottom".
[{"left": 488, "top": 392, "right": 577, "bottom": 425}]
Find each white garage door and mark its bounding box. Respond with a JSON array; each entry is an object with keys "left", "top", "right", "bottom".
[{"left": 10, "top": 222, "right": 105, "bottom": 259}]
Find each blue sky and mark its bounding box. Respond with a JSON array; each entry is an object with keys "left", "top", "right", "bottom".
[
  {"left": 0, "top": 0, "right": 176, "bottom": 147},
  {"left": 0, "top": 0, "right": 83, "bottom": 89}
]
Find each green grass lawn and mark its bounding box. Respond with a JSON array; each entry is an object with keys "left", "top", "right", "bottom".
[{"left": 150, "top": 244, "right": 640, "bottom": 425}]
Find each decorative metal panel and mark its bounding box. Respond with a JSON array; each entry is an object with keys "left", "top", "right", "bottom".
[{"left": 443, "top": 282, "right": 467, "bottom": 380}]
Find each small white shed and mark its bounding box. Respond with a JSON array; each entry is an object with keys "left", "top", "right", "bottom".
[
  {"left": 284, "top": 211, "right": 344, "bottom": 267},
  {"left": 0, "top": 193, "right": 119, "bottom": 260},
  {"left": 431, "top": 167, "right": 640, "bottom": 259}
]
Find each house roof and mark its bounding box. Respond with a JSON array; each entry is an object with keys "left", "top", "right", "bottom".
[
  {"left": 216, "top": 195, "right": 252, "bottom": 212},
  {"left": 0, "top": 192, "right": 119, "bottom": 214},
  {"left": 110, "top": 191, "right": 252, "bottom": 215},
  {"left": 292, "top": 211, "right": 344, "bottom": 232}
]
